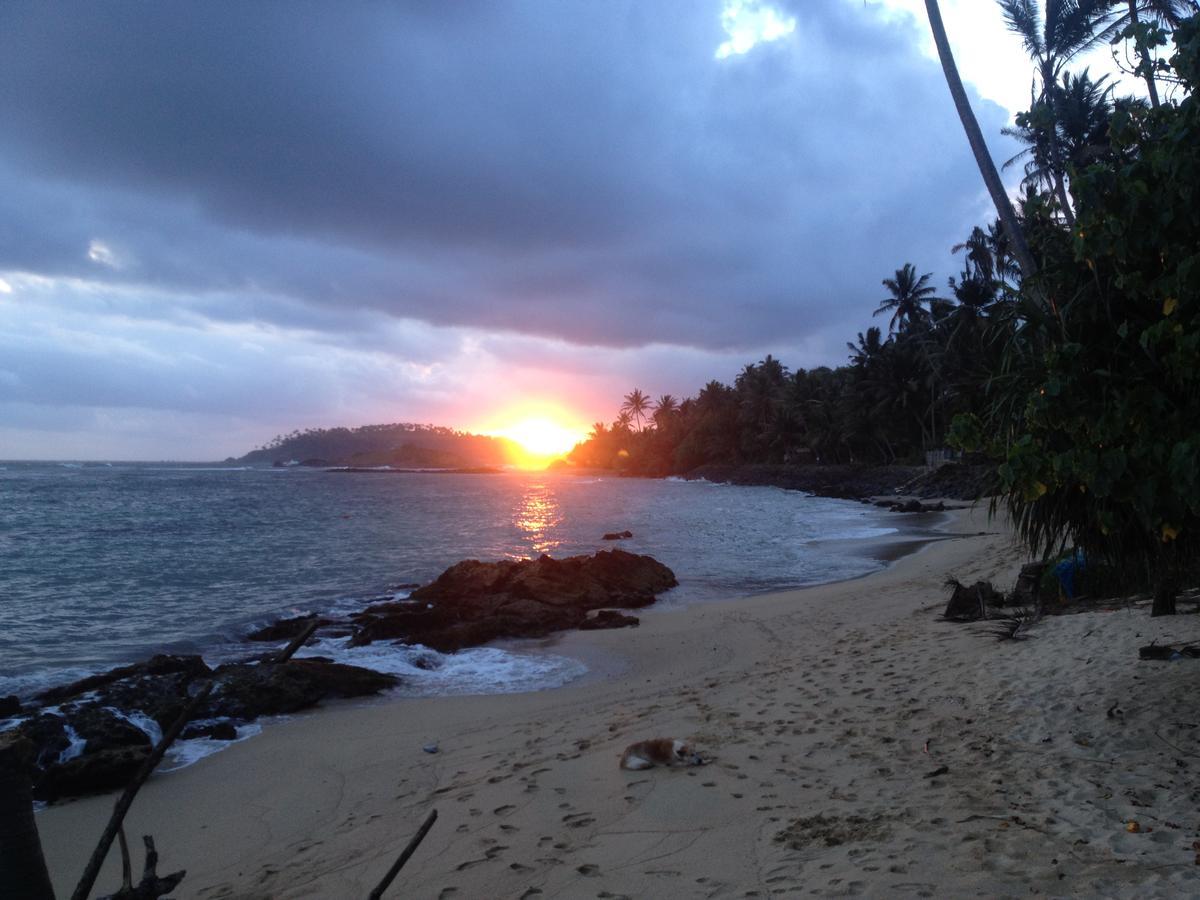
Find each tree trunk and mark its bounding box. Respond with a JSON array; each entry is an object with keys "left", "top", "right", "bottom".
[
  {"left": 1129, "top": 1, "right": 1163, "bottom": 109},
  {"left": 1152, "top": 581, "right": 1177, "bottom": 616},
  {"left": 0, "top": 734, "right": 57, "bottom": 900},
  {"left": 924, "top": 0, "right": 1039, "bottom": 283}
]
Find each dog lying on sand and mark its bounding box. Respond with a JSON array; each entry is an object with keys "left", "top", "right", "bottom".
[{"left": 619, "top": 738, "right": 705, "bottom": 770}]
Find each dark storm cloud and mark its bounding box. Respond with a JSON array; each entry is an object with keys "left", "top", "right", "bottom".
[{"left": 0, "top": 0, "right": 1014, "bottom": 352}]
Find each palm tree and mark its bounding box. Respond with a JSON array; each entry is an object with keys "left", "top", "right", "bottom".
[
  {"left": 874, "top": 264, "right": 940, "bottom": 334},
  {"left": 998, "top": 0, "right": 1119, "bottom": 227},
  {"left": 620, "top": 389, "right": 652, "bottom": 432},
  {"left": 1003, "top": 70, "right": 1115, "bottom": 200},
  {"left": 847, "top": 326, "right": 886, "bottom": 368},
  {"left": 924, "top": 0, "right": 1040, "bottom": 281},
  {"left": 652, "top": 395, "right": 679, "bottom": 428}
]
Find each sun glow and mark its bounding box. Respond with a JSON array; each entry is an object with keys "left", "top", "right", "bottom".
[{"left": 484, "top": 409, "right": 589, "bottom": 469}]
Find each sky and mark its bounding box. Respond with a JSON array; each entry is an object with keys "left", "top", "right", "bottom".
[{"left": 0, "top": 0, "right": 1147, "bottom": 460}]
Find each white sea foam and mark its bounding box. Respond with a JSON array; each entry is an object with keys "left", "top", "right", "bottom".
[
  {"left": 816, "top": 525, "right": 899, "bottom": 541},
  {"left": 59, "top": 721, "right": 87, "bottom": 763},
  {"left": 160, "top": 722, "right": 264, "bottom": 772},
  {"left": 296, "top": 637, "right": 587, "bottom": 697},
  {"left": 107, "top": 707, "right": 163, "bottom": 745}
]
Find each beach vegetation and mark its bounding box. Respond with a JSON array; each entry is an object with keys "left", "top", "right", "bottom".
[{"left": 950, "top": 11, "right": 1200, "bottom": 615}]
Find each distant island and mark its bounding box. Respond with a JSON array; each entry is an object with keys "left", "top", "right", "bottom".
[{"left": 234, "top": 423, "right": 524, "bottom": 469}]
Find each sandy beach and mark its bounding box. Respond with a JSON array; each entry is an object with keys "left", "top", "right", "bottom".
[{"left": 35, "top": 506, "right": 1200, "bottom": 898}]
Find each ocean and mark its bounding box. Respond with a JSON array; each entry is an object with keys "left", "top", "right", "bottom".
[{"left": 0, "top": 463, "right": 902, "bottom": 703}]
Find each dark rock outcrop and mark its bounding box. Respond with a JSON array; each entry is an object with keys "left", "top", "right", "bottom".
[
  {"left": 246, "top": 613, "right": 329, "bottom": 641},
  {"left": 35, "top": 745, "right": 151, "bottom": 801},
  {"left": 351, "top": 549, "right": 676, "bottom": 652},
  {"left": 36, "top": 654, "right": 212, "bottom": 707},
  {"left": 181, "top": 721, "right": 239, "bottom": 741},
  {"left": 14, "top": 654, "right": 396, "bottom": 801},
  {"left": 602, "top": 530, "right": 634, "bottom": 540},
  {"left": 0, "top": 695, "right": 21, "bottom": 717},
  {"left": 204, "top": 658, "right": 398, "bottom": 720},
  {"left": 579, "top": 610, "right": 640, "bottom": 630},
  {"left": 684, "top": 464, "right": 925, "bottom": 501}
]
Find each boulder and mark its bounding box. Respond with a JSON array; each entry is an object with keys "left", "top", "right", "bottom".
[
  {"left": 15, "top": 714, "right": 71, "bottom": 770},
  {"left": 602, "top": 530, "right": 634, "bottom": 540},
  {"left": 0, "top": 695, "right": 21, "bottom": 717},
  {"left": 205, "top": 658, "right": 398, "bottom": 720},
  {"left": 350, "top": 549, "right": 676, "bottom": 652},
  {"left": 66, "top": 706, "right": 153, "bottom": 754},
  {"left": 181, "top": 721, "right": 239, "bottom": 741},
  {"left": 36, "top": 654, "right": 211, "bottom": 707},
  {"left": 34, "top": 745, "right": 151, "bottom": 801},
  {"left": 579, "top": 610, "right": 640, "bottom": 630}
]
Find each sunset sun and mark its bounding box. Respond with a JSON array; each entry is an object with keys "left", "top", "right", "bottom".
[{"left": 485, "top": 412, "right": 588, "bottom": 468}]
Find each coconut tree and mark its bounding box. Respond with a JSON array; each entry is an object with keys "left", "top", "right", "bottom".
[
  {"left": 997, "top": 0, "right": 1120, "bottom": 227},
  {"left": 620, "top": 388, "right": 652, "bottom": 432},
  {"left": 874, "top": 264, "right": 940, "bottom": 335},
  {"left": 924, "top": 0, "right": 1040, "bottom": 281},
  {"left": 652, "top": 394, "right": 679, "bottom": 429},
  {"left": 847, "top": 326, "right": 887, "bottom": 369},
  {"left": 1002, "top": 69, "right": 1115, "bottom": 198}
]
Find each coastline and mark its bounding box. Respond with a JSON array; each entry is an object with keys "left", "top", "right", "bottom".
[{"left": 35, "top": 504, "right": 1200, "bottom": 897}]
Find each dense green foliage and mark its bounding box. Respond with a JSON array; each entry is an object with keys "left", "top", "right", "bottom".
[
  {"left": 569, "top": 246, "right": 1014, "bottom": 476},
  {"left": 239, "top": 423, "right": 518, "bottom": 467},
  {"left": 955, "top": 14, "right": 1200, "bottom": 611}
]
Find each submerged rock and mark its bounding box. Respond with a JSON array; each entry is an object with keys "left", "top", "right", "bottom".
[
  {"left": 350, "top": 549, "right": 676, "bottom": 652},
  {"left": 246, "top": 613, "right": 329, "bottom": 642}
]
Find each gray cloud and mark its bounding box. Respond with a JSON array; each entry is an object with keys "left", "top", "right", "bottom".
[{"left": 0, "top": 1, "right": 1020, "bottom": 456}]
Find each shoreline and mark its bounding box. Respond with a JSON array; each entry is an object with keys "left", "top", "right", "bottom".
[{"left": 36, "top": 503, "right": 1200, "bottom": 897}]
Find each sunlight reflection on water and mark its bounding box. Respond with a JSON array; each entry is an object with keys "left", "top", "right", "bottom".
[{"left": 513, "top": 480, "right": 562, "bottom": 555}]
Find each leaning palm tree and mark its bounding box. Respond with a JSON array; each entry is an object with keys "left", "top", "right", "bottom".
[
  {"left": 620, "top": 389, "right": 652, "bottom": 432},
  {"left": 924, "top": 0, "right": 1040, "bottom": 281},
  {"left": 874, "top": 264, "right": 940, "bottom": 335}
]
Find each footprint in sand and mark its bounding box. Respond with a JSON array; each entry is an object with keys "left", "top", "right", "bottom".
[
  {"left": 576, "top": 863, "right": 600, "bottom": 876},
  {"left": 563, "top": 812, "right": 595, "bottom": 828},
  {"left": 494, "top": 804, "right": 516, "bottom": 816}
]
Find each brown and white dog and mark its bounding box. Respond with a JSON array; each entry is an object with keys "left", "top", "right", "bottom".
[{"left": 619, "top": 738, "right": 704, "bottom": 770}]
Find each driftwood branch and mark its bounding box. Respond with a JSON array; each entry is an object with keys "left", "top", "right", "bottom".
[
  {"left": 275, "top": 619, "right": 320, "bottom": 663},
  {"left": 367, "top": 809, "right": 438, "bottom": 900},
  {"left": 118, "top": 826, "right": 133, "bottom": 892},
  {"left": 71, "top": 680, "right": 213, "bottom": 900},
  {"left": 97, "top": 836, "right": 185, "bottom": 900}
]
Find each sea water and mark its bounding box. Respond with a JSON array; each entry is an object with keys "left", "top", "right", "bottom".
[{"left": 0, "top": 463, "right": 900, "bottom": 701}]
